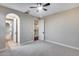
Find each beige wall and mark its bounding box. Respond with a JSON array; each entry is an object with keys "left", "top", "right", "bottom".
[{"left": 45, "top": 7, "right": 79, "bottom": 48}]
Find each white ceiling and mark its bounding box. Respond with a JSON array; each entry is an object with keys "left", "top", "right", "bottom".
[{"left": 0, "top": 3, "right": 79, "bottom": 18}]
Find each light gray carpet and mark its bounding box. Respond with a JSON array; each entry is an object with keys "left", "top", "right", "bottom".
[{"left": 0, "top": 40, "right": 79, "bottom": 56}]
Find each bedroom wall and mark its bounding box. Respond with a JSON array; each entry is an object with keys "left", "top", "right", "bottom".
[
  {"left": 45, "top": 7, "right": 79, "bottom": 48},
  {"left": 0, "top": 6, "right": 34, "bottom": 49}
]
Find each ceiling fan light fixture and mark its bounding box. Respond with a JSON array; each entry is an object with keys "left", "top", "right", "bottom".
[
  {"left": 30, "top": 3, "right": 50, "bottom": 12},
  {"left": 37, "top": 6, "right": 43, "bottom": 10}
]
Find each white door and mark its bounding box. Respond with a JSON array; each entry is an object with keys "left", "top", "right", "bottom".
[{"left": 39, "top": 18, "right": 45, "bottom": 40}]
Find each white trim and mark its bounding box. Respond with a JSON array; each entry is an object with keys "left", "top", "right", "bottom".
[
  {"left": 17, "top": 15, "right": 20, "bottom": 45},
  {"left": 21, "top": 40, "right": 34, "bottom": 45},
  {"left": 6, "top": 13, "right": 20, "bottom": 45},
  {"left": 0, "top": 48, "right": 9, "bottom": 53},
  {"left": 46, "top": 40, "right": 79, "bottom": 51},
  {"left": 33, "top": 18, "right": 34, "bottom": 41}
]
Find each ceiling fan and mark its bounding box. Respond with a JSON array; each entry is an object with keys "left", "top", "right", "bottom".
[{"left": 30, "top": 3, "right": 50, "bottom": 12}]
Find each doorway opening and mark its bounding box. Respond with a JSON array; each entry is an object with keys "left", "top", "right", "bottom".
[
  {"left": 33, "top": 18, "right": 45, "bottom": 41},
  {"left": 34, "top": 19, "right": 39, "bottom": 41},
  {"left": 5, "top": 13, "right": 20, "bottom": 48}
]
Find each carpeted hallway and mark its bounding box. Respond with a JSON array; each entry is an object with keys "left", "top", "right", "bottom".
[{"left": 0, "top": 40, "right": 79, "bottom": 56}]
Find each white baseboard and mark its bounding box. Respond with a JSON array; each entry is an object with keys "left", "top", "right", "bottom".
[
  {"left": 21, "top": 40, "right": 34, "bottom": 45},
  {"left": 0, "top": 48, "right": 9, "bottom": 53},
  {"left": 46, "top": 40, "right": 79, "bottom": 51}
]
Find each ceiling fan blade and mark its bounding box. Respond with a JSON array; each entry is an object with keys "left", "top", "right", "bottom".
[
  {"left": 43, "top": 8, "right": 47, "bottom": 11},
  {"left": 43, "top": 3, "right": 50, "bottom": 7},
  {"left": 30, "top": 7, "right": 37, "bottom": 8}
]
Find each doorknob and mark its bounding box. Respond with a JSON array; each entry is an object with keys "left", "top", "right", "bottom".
[{"left": 43, "top": 32, "right": 44, "bottom": 34}]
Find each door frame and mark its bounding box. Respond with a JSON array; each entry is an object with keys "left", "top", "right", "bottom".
[
  {"left": 33, "top": 17, "right": 45, "bottom": 41},
  {"left": 5, "top": 13, "right": 20, "bottom": 45}
]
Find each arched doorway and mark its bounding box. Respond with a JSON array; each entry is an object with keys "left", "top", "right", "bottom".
[{"left": 5, "top": 13, "right": 20, "bottom": 48}]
